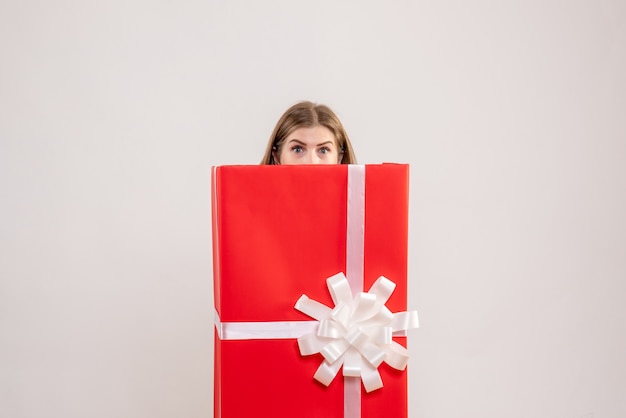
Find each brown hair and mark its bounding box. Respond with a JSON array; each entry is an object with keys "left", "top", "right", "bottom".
[{"left": 260, "top": 101, "right": 356, "bottom": 164}]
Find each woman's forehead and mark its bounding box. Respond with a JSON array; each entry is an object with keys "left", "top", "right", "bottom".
[{"left": 286, "top": 125, "right": 336, "bottom": 142}]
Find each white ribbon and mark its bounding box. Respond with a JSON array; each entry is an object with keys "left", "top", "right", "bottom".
[
  {"left": 295, "top": 272, "right": 419, "bottom": 393},
  {"left": 214, "top": 309, "right": 318, "bottom": 340}
]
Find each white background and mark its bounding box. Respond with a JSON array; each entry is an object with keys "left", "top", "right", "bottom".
[{"left": 1, "top": 1, "right": 625, "bottom": 417}]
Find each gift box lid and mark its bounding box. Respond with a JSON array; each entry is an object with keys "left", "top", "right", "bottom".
[{"left": 211, "top": 164, "right": 409, "bottom": 323}]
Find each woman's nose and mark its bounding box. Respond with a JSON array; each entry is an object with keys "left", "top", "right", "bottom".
[{"left": 305, "top": 152, "right": 322, "bottom": 164}]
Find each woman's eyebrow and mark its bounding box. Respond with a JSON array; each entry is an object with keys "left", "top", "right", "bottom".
[
  {"left": 316, "top": 141, "right": 334, "bottom": 147},
  {"left": 286, "top": 139, "right": 335, "bottom": 147}
]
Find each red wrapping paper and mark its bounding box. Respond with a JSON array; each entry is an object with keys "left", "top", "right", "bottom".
[{"left": 212, "top": 164, "right": 410, "bottom": 418}]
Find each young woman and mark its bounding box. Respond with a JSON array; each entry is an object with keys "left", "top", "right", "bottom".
[{"left": 260, "top": 101, "right": 356, "bottom": 165}]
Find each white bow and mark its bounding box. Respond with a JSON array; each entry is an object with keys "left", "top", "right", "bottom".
[{"left": 294, "top": 272, "right": 419, "bottom": 392}]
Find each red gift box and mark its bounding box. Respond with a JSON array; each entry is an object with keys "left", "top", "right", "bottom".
[{"left": 212, "top": 164, "right": 414, "bottom": 418}]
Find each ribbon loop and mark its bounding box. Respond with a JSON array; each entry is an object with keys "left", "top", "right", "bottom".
[
  {"left": 318, "top": 318, "right": 346, "bottom": 339},
  {"left": 321, "top": 339, "right": 350, "bottom": 364},
  {"left": 343, "top": 348, "right": 362, "bottom": 377},
  {"left": 367, "top": 276, "right": 396, "bottom": 306},
  {"left": 298, "top": 333, "right": 331, "bottom": 356},
  {"left": 361, "top": 361, "right": 384, "bottom": 393},
  {"left": 328, "top": 272, "right": 354, "bottom": 306},
  {"left": 382, "top": 341, "right": 410, "bottom": 370},
  {"left": 295, "top": 295, "right": 332, "bottom": 321},
  {"left": 314, "top": 359, "right": 343, "bottom": 386},
  {"left": 392, "top": 311, "right": 419, "bottom": 331},
  {"left": 351, "top": 293, "right": 378, "bottom": 323}
]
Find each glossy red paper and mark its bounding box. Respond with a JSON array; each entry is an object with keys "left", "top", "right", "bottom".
[{"left": 212, "top": 164, "right": 409, "bottom": 418}]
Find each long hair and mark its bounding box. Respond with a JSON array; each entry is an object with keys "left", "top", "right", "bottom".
[{"left": 260, "top": 101, "right": 356, "bottom": 164}]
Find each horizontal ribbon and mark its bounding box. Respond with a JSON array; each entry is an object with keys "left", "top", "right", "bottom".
[{"left": 214, "top": 309, "right": 318, "bottom": 340}]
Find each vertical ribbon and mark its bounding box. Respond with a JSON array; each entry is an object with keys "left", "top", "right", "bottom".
[
  {"left": 346, "top": 165, "right": 366, "bottom": 297},
  {"left": 345, "top": 165, "right": 366, "bottom": 418}
]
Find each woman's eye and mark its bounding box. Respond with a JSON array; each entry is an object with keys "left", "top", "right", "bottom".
[
  {"left": 319, "top": 147, "right": 331, "bottom": 154},
  {"left": 291, "top": 145, "right": 303, "bottom": 153}
]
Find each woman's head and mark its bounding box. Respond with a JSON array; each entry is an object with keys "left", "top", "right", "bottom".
[{"left": 261, "top": 101, "right": 356, "bottom": 165}]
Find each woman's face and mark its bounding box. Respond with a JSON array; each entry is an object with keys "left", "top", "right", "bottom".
[{"left": 276, "top": 125, "right": 341, "bottom": 165}]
